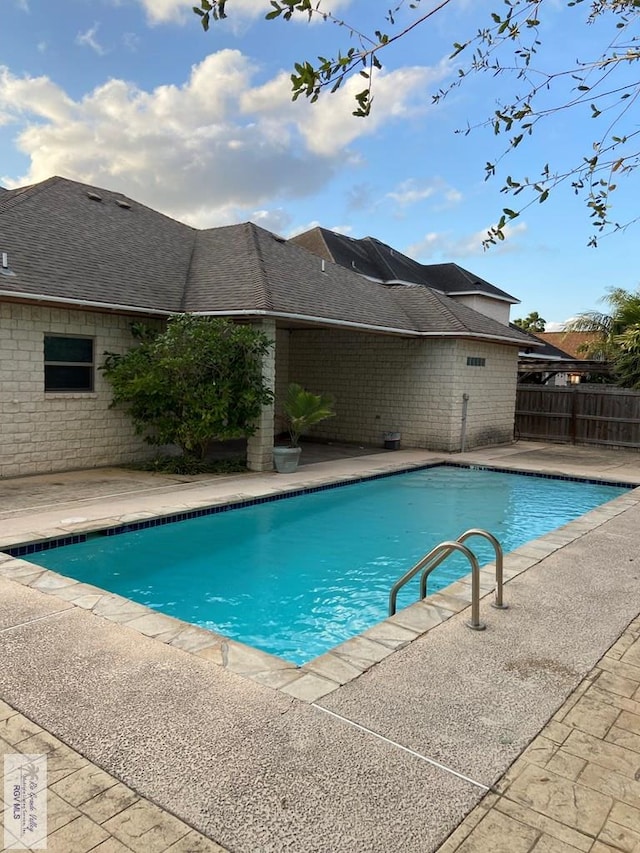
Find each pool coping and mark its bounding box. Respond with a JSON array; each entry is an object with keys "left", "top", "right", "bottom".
[{"left": 2, "top": 458, "right": 640, "bottom": 704}]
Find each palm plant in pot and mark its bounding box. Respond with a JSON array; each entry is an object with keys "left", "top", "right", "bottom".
[{"left": 273, "top": 383, "right": 335, "bottom": 473}]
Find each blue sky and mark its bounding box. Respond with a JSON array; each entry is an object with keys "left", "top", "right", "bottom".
[{"left": 1, "top": 0, "right": 638, "bottom": 327}]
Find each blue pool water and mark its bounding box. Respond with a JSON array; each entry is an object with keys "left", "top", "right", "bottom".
[{"left": 30, "top": 466, "right": 627, "bottom": 664}]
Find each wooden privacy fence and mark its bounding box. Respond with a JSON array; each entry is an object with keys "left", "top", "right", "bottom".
[{"left": 515, "top": 384, "right": 640, "bottom": 448}]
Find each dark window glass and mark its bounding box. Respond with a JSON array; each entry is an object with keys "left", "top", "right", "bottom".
[
  {"left": 44, "top": 336, "right": 93, "bottom": 363},
  {"left": 45, "top": 366, "right": 94, "bottom": 392},
  {"left": 44, "top": 335, "right": 94, "bottom": 392},
  {"left": 466, "top": 357, "right": 486, "bottom": 367}
]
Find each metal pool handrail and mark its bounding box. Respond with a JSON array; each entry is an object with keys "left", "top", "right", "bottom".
[
  {"left": 419, "top": 528, "right": 507, "bottom": 611},
  {"left": 388, "top": 541, "right": 486, "bottom": 630}
]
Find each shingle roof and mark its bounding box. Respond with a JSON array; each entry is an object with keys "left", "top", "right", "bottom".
[
  {"left": 0, "top": 176, "right": 195, "bottom": 312},
  {"left": 289, "top": 226, "right": 518, "bottom": 303},
  {"left": 513, "top": 327, "right": 575, "bottom": 359},
  {"left": 536, "top": 331, "right": 603, "bottom": 359},
  {"left": 0, "top": 176, "right": 533, "bottom": 346}
]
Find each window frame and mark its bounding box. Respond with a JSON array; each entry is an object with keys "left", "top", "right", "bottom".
[{"left": 44, "top": 334, "right": 95, "bottom": 394}]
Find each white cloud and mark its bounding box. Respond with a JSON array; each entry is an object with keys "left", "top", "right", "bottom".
[
  {"left": 250, "top": 208, "right": 292, "bottom": 235},
  {"left": 385, "top": 177, "right": 463, "bottom": 209},
  {"left": 545, "top": 319, "right": 578, "bottom": 332},
  {"left": 444, "top": 187, "right": 463, "bottom": 205},
  {"left": 137, "top": 0, "right": 352, "bottom": 25},
  {"left": 408, "top": 222, "right": 528, "bottom": 259},
  {"left": 0, "top": 52, "right": 437, "bottom": 227},
  {"left": 122, "top": 32, "right": 141, "bottom": 52},
  {"left": 76, "top": 24, "right": 107, "bottom": 56},
  {"left": 243, "top": 60, "right": 449, "bottom": 157},
  {"left": 386, "top": 179, "right": 436, "bottom": 206}
]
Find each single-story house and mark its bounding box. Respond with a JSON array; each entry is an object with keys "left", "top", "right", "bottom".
[{"left": 0, "top": 176, "right": 534, "bottom": 478}]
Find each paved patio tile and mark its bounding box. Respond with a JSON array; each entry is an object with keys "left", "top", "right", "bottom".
[
  {"left": 387, "top": 600, "right": 450, "bottom": 633},
  {"left": 506, "top": 763, "right": 612, "bottom": 836},
  {"left": 597, "top": 654, "right": 640, "bottom": 684},
  {"left": 279, "top": 671, "right": 340, "bottom": 701},
  {"left": 90, "top": 838, "right": 137, "bottom": 853},
  {"left": 45, "top": 743, "right": 91, "bottom": 784},
  {"left": 0, "top": 698, "right": 16, "bottom": 721},
  {"left": 163, "top": 830, "right": 229, "bottom": 852},
  {"left": 0, "top": 711, "right": 43, "bottom": 745},
  {"left": 608, "top": 801, "right": 640, "bottom": 835},
  {"left": 46, "top": 789, "right": 83, "bottom": 833},
  {"left": 586, "top": 685, "right": 640, "bottom": 717},
  {"left": 531, "top": 836, "right": 586, "bottom": 852},
  {"left": 329, "top": 634, "right": 395, "bottom": 670},
  {"left": 51, "top": 763, "right": 119, "bottom": 806},
  {"left": 79, "top": 783, "right": 140, "bottom": 824},
  {"left": 563, "top": 729, "right": 640, "bottom": 778},
  {"left": 303, "top": 652, "right": 363, "bottom": 685},
  {"left": 360, "top": 619, "right": 419, "bottom": 649},
  {"left": 596, "top": 669, "right": 640, "bottom": 698},
  {"left": 578, "top": 760, "right": 640, "bottom": 808},
  {"left": 605, "top": 724, "right": 640, "bottom": 754},
  {"left": 544, "top": 750, "right": 587, "bottom": 782},
  {"left": 44, "top": 814, "right": 110, "bottom": 852},
  {"left": 562, "top": 694, "right": 620, "bottom": 738},
  {"left": 615, "top": 710, "right": 640, "bottom": 735},
  {"left": 492, "top": 798, "right": 595, "bottom": 851},
  {"left": 453, "top": 809, "right": 539, "bottom": 852},
  {"left": 598, "top": 818, "right": 640, "bottom": 852},
  {"left": 102, "top": 800, "right": 191, "bottom": 853}
]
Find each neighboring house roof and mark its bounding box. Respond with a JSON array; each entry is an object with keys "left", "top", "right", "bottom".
[
  {"left": 536, "top": 331, "right": 603, "bottom": 359},
  {"left": 289, "top": 226, "right": 519, "bottom": 304},
  {"left": 515, "top": 328, "right": 576, "bottom": 360},
  {"left": 0, "top": 176, "right": 533, "bottom": 347}
]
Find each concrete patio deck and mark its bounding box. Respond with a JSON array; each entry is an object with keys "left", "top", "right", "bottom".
[{"left": 1, "top": 441, "right": 640, "bottom": 852}]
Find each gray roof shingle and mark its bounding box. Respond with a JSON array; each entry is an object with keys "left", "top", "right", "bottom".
[
  {"left": 289, "top": 226, "right": 518, "bottom": 303},
  {"left": 0, "top": 176, "right": 195, "bottom": 312},
  {"left": 0, "top": 176, "right": 533, "bottom": 346}
]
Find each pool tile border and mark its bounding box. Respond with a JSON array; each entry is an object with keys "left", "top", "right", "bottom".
[
  {"left": 3, "top": 460, "right": 635, "bottom": 558},
  {"left": 2, "top": 466, "right": 639, "bottom": 704}
]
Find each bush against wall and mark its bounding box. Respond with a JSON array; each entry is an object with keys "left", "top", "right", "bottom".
[{"left": 102, "top": 315, "right": 274, "bottom": 460}]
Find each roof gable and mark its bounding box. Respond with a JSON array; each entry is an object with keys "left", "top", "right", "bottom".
[{"left": 289, "top": 226, "right": 518, "bottom": 303}]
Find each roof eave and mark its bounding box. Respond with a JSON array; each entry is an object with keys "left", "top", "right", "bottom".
[{"left": 0, "top": 290, "right": 174, "bottom": 316}]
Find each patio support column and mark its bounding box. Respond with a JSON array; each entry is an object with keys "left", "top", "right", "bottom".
[{"left": 247, "top": 318, "right": 276, "bottom": 472}]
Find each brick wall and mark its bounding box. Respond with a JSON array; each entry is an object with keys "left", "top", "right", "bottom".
[
  {"left": 287, "top": 329, "right": 517, "bottom": 451},
  {"left": 1, "top": 302, "right": 155, "bottom": 477}
]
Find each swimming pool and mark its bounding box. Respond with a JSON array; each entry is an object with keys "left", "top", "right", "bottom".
[{"left": 26, "top": 465, "right": 629, "bottom": 664}]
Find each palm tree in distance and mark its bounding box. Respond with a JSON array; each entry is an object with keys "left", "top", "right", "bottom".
[
  {"left": 565, "top": 287, "right": 640, "bottom": 361},
  {"left": 565, "top": 287, "right": 640, "bottom": 388}
]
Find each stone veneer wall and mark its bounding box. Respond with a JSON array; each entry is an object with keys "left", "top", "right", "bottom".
[
  {"left": 288, "top": 329, "right": 517, "bottom": 451},
  {"left": 1, "top": 302, "right": 155, "bottom": 478},
  {"left": 274, "top": 328, "right": 290, "bottom": 435}
]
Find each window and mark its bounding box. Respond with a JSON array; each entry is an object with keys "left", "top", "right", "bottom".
[
  {"left": 44, "top": 335, "right": 94, "bottom": 392},
  {"left": 466, "top": 356, "right": 486, "bottom": 367}
]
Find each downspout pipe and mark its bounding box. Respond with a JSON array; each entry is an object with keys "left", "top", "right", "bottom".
[{"left": 460, "top": 393, "right": 470, "bottom": 453}]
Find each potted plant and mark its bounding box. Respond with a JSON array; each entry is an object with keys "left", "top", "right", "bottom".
[{"left": 273, "top": 383, "right": 335, "bottom": 473}]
